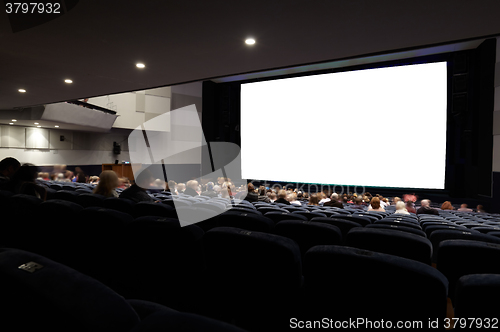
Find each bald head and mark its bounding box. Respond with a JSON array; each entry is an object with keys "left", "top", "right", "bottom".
[
  {"left": 331, "top": 193, "right": 339, "bottom": 200},
  {"left": 420, "top": 199, "right": 430, "bottom": 207}
]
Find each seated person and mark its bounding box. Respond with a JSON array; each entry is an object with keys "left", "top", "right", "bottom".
[
  {"left": 457, "top": 203, "right": 473, "bottom": 212},
  {"left": 323, "top": 193, "right": 344, "bottom": 208},
  {"left": 318, "top": 192, "right": 330, "bottom": 205},
  {"left": 477, "top": 204, "right": 485, "bottom": 213},
  {"left": 201, "top": 182, "right": 218, "bottom": 197},
  {"left": 0, "top": 157, "right": 20, "bottom": 185},
  {"left": 176, "top": 183, "right": 186, "bottom": 194},
  {"left": 416, "top": 199, "right": 439, "bottom": 215},
  {"left": 269, "top": 192, "right": 277, "bottom": 203},
  {"left": 440, "top": 201, "right": 454, "bottom": 210},
  {"left": 6, "top": 163, "right": 46, "bottom": 200},
  {"left": 405, "top": 200, "right": 417, "bottom": 214},
  {"left": 274, "top": 189, "right": 290, "bottom": 205},
  {"left": 243, "top": 183, "right": 258, "bottom": 202},
  {"left": 183, "top": 180, "right": 199, "bottom": 197},
  {"left": 119, "top": 170, "right": 155, "bottom": 203},
  {"left": 257, "top": 186, "right": 271, "bottom": 203},
  {"left": 394, "top": 201, "right": 410, "bottom": 214},
  {"left": 392, "top": 197, "right": 401, "bottom": 205},
  {"left": 288, "top": 193, "right": 302, "bottom": 206},
  {"left": 93, "top": 170, "right": 120, "bottom": 197},
  {"left": 308, "top": 193, "right": 320, "bottom": 206},
  {"left": 350, "top": 197, "right": 365, "bottom": 209},
  {"left": 368, "top": 197, "right": 385, "bottom": 212}
]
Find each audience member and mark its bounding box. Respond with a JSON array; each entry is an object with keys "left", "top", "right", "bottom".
[
  {"left": 477, "top": 204, "right": 485, "bottom": 213},
  {"left": 177, "top": 183, "right": 186, "bottom": 193},
  {"left": 368, "top": 197, "right": 385, "bottom": 212},
  {"left": 119, "top": 170, "right": 155, "bottom": 203},
  {"left": 416, "top": 199, "right": 439, "bottom": 215},
  {"left": 275, "top": 189, "right": 290, "bottom": 205},
  {"left": 392, "top": 197, "right": 401, "bottom": 205},
  {"left": 440, "top": 201, "right": 454, "bottom": 210},
  {"left": 308, "top": 193, "right": 320, "bottom": 206},
  {"left": 269, "top": 192, "right": 277, "bottom": 202},
  {"left": 323, "top": 193, "right": 343, "bottom": 208},
  {"left": 184, "top": 180, "right": 199, "bottom": 197},
  {"left": 319, "top": 192, "right": 330, "bottom": 204},
  {"left": 405, "top": 200, "right": 417, "bottom": 214},
  {"left": 93, "top": 170, "right": 120, "bottom": 197},
  {"left": 201, "top": 182, "right": 218, "bottom": 197},
  {"left": 89, "top": 176, "right": 99, "bottom": 184},
  {"left": 257, "top": 185, "right": 271, "bottom": 203},
  {"left": 288, "top": 193, "right": 302, "bottom": 206},
  {"left": 166, "top": 180, "right": 177, "bottom": 194},
  {"left": 6, "top": 163, "right": 46, "bottom": 200},
  {"left": 394, "top": 201, "right": 409, "bottom": 214},
  {"left": 457, "top": 203, "right": 473, "bottom": 212},
  {"left": 0, "top": 157, "right": 20, "bottom": 184},
  {"left": 350, "top": 197, "right": 365, "bottom": 209}
]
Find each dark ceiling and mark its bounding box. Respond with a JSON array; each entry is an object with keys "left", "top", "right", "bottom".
[{"left": 1, "top": 0, "right": 500, "bottom": 110}]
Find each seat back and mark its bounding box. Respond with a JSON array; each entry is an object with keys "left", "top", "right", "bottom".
[
  {"left": 346, "top": 227, "right": 432, "bottom": 264},
  {"left": 303, "top": 245, "right": 448, "bottom": 320},
  {"left": 217, "top": 211, "right": 274, "bottom": 233},
  {"left": 454, "top": 274, "right": 500, "bottom": 319}
]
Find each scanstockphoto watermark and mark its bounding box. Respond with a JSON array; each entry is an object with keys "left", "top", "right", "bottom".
[
  {"left": 248, "top": 180, "right": 366, "bottom": 195},
  {"left": 290, "top": 318, "right": 424, "bottom": 329}
]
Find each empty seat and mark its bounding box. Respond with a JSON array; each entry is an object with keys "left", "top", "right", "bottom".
[
  {"left": 374, "top": 219, "right": 422, "bottom": 230},
  {"left": 365, "top": 223, "right": 426, "bottom": 238},
  {"left": 264, "top": 211, "right": 307, "bottom": 223},
  {"left": 257, "top": 207, "right": 289, "bottom": 214},
  {"left": 76, "top": 193, "right": 105, "bottom": 208},
  {"left": 346, "top": 227, "right": 432, "bottom": 264},
  {"left": 203, "top": 227, "right": 302, "bottom": 330},
  {"left": 471, "top": 226, "right": 500, "bottom": 234},
  {"left": 224, "top": 206, "right": 262, "bottom": 215},
  {"left": 52, "top": 190, "right": 80, "bottom": 203},
  {"left": 291, "top": 211, "right": 327, "bottom": 220},
  {"left": 0, "top": 248, "right": 140, "bottom": 332},
  {"left": 217, "top": 211, "right": 274, "bottom": 233},
  {"left": 331, "top": 214, "right": 371, "bottom": 226},
  {"left": 101, "top": 197, "right": 135, "bottom": 215},
  {"left": 429, "top": 229, "right": 500, "bottom": 263},
  {"left": 132, "top": 201, "right": 177, "bottom": 218},
  {"left": 423, "top": 224, "right": 469, "bottom": 238},
  {"left": 275, "top": 220, "right": 342, "bottom": 258},
  {"left": 437, "top": 240, "right": 500, "bottom": 303},
  {"left": 454, "top": 274, "right": 500, "bottom": 319},
  {"left": 1, "top": 194, "right": 43, "bottom": 248},
  {"left": 303, "top": 245, "right": 448, "bottom": 321},
  {"left": 311, "top": 217, "right": 361, "bottom": 240}
]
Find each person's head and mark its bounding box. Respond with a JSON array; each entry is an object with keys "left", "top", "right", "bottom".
[
  {"left": 441, "top": 201, "right": 453, "bottom": 210},
  {"left": 12, "top": 163, "right": 38, "bottom": 182},
  {"left": 354, "top": 197, "right": 363, "bottom": 205},
  {"left": 258, "top": 185, "right": 266, "bottom": 196},
  {"left": 135, "top": 169, "right": 154, "bottom": 189},
  {"left": 57, "top": 173, "right": 65, "bottom": 180},
  {"left": 206, "top": 182, "right": 214, "bottom": 191},
  {"left": 396, "top": 201, "right": 407, "bottom": 211},
  {"left": 370, "top": 197, "right": 381, "bottom": 209},
  {"left": 247, "top": 183, "right": 255, "bottom": 192},
  {"left": 330, "top": 192, "right": 339, "bottom": 201},
  {"left": 93, "top": 170, "right": 119, "bottom": 196},
  {"left": 270, "top": 192, "right": 277, "bottom": 201},
  {"left": 186, "top": 180, "right": 199, "bottom": 191},
  {"left": 278, "top": 189, "right": 287, "bottom": 199},
  {"left": 309, "top": 194, "right": 319, "bottom": 206},
  {"left": 286, "top": 193, "right": 295, "bottom": 202},
  {"left": 405, "top": 200, "right": 413, "bottom": 207},
  {"left": 0, "top": 157, "right": 21, "bottom": 177},
  {"left": 177, "top": 183, "right": 186, "bottom": 192},
  {"left": 393, "top": 197, "right": 401, "bottom": 204},
  {"left": 460, "top": 203, "right": 468, "bottom": 209},
  {"left": 477, "top": 204, "right": 485, "bottom": 212},
  {"left": 65, "top": 170, "right": 73, "bottom": 179},
  {"left": 76, "top": 172, "right": 86, "bottom": 183},
  {"left": 421, "top": 199, "right": 431, "bottom": 207}
]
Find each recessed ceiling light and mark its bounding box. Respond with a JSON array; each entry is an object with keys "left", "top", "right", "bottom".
[
  {"left": 18, "top": 89, "right": 26, "bottom": 93},
  {"left": 34, "top": 122, "right": 39, "bottom": 125},
  {"left": 9, "top": 123, "right": 13, "bottom": 125},
  {"left": 136, "top": 63, "right": 145, "bottom": 68},
  {"left": 54, "top": 125, "right": 59, "bottom": 128},
  {"left": 245, "top": 38, "right": 256, "bottom": 45},
  {"left": 11, "top": 119, "right": 16, "bottom": 122},
  {"left": 37, "top": 125, "right": 41, "bottom": 128},
  {"left": 64, "top": 79, "right": 73, "bottom": 84}
]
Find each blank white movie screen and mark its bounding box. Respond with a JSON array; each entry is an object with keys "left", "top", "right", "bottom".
[{"left": 241, "top": 62, "right": 448, "bottom": 189}]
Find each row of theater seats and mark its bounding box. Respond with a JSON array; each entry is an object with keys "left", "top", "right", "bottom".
[{"left": 2, "top": 185, "right": 500, "bottom": 330}]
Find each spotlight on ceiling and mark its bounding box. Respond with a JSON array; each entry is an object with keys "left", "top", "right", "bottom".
[
  {"left": 9, "top": 123, "right": 13, "bottom": 125},
  {"left": 18, "top": 89, "right": 26, "bottom": 93},
  {"left": 245, "top": 38, "right": 256, "bottom": 45},
  {"left": 55, "top": 125, "right": 59, "bottom": 128},
  {"left": 64, "top": 79, "right": 73, "bottom": 84},
  {"left": 36, "top": 125, "right": 41, "bottom": 128},
  {"left": 34, "top": 122, "right": 39, "bottom": 125},
  {"left": 136, "top": 63, "right": 145, "bottom": 68},
  {"left": 11, "top": 119, "right": 17, "bottom": 122}
]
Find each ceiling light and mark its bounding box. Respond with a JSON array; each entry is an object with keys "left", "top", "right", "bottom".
[
  {"left": 37, "top": 125, "right": 41, "bottom": 128},
  {"left": 34, "top": 122, "right": 39, "bottom": 125},
  {"left": 245, "top": 38, "right": 256, "bottom": 45},
  {"left": 18, "top": 89, "right": 26, "bottom": 93},
  {"left": 9, "top": 123, "right": 13, "bottom": 125},
  {"left": 11, "top": 119, "right": 16, "bottom": 122},
  {"left": 55, "top": 125, "right": 59, "bottom": 128},
  {"left": 136, "top": 63, "right": 145, "bottom": 68},
  {"left": 64, "top": 79, "right": 73, "bottom": 84}
]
